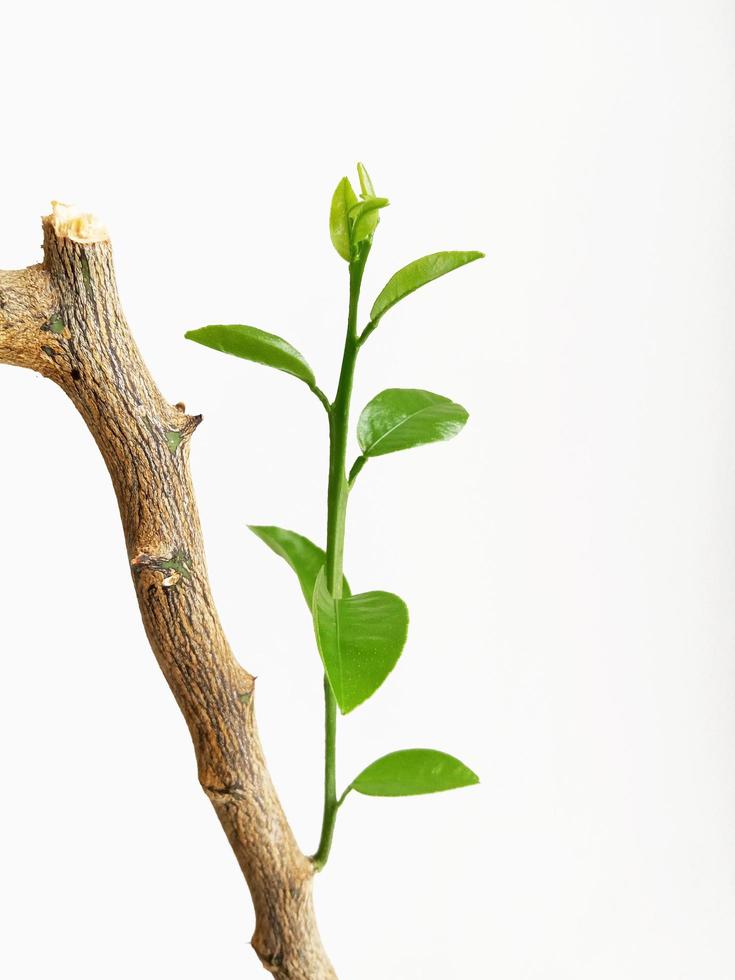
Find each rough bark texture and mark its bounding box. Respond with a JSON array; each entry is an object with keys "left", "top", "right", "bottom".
[{"left": 0, "top": 215, "right": 336, "bottom": 979}]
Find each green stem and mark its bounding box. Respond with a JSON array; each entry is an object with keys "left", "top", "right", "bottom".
[
  {"left": 311, "top": 242, "right": 371, "bottom": 871},
  {"left": 313, "top": 673, "right": 338, "bottom": 871}
]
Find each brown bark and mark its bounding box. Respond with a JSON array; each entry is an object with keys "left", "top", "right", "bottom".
[{"left": 0, "top": 211, "right": 336, "bottom": 979}]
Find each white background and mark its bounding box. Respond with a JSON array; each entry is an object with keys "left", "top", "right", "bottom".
[{"left": 1, "top": 2, "right": 734, "bottom": 977}]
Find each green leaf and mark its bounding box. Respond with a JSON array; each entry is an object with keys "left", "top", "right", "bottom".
[
  {"left": 357, "top": 388, "right": 468, "bottom": 458},
  {"left": 248, "top": 525, "right": 350, "bottom": 607},
  {"left": 370, "top": 251, "right": 484, "bottom": 323},
  {"left": 185, "top": 325, "right": 315, "bottom": 386},
  {"left": 330, "top": 176, "right": 358, "bottom": 261},
  {"left": 350, "top": 196, "right": 389, "bottom": 244},
  {"left": 350, "top": 749, "right": 479, "bottom": 797},
  {"left": 312, "top": 568, "right": 408, "bottom": 714},
  {"left": 357, "top": 162, "right": 376, "bottom": 198}
]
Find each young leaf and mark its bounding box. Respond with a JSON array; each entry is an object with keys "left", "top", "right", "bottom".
[
  {"left": 370, "top": 251, "right": 484, "bottom": 323},
  {"left": 248, "top": 525, "right": 349, "bottom": 607},
  {"left": 330, "top": 176, "right": 358, "bottom": 261},
  {"left": 185, "top": 325, "right": 315, "bottom": 385},
  {"left": 350, "top": 197, "right": 390, "bottom": 244},
  {"left": 357, "top": 161, "right": 376, "bottom": 198},
  {"left": 357, "top": 388, "right": 468, "bottom": 458},
  {"left": 349, "top": 749, "right": 479, "bottom": 797},
  {"left": 312, "top": 568, "right": 408, "bottom": 714}
]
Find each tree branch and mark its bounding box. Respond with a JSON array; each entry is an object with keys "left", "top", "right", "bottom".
[{"left": 0, "top": 207, "right": 336, "bottom": 979}]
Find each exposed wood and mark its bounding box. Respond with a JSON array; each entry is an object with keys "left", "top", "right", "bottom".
[{"left": 0, "top": 209, "right": 336, "bottom": 979}]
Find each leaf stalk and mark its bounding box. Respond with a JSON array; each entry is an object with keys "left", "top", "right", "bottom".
[
  {"left": 357, "top": 317, "right": 379, "bottom": 346},
  {"left": 347, "top": 454, "right": 367, "bottom": 487}
]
